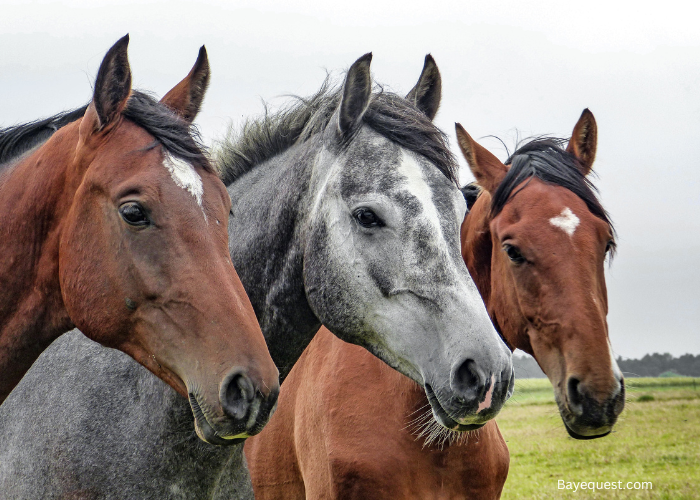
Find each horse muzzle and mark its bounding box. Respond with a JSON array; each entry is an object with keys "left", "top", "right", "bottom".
[
  {"left": 424, "top": 362, "right": 514, "bottom": 431},
  {"left": 188, "top": 368, "right": 280, "bottom": 446},
  {"left": 557, "top": 376, "right": 625, "bottom": 439}
]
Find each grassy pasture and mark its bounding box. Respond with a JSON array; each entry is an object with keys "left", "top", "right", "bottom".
[{"left": 498, "top": 377, "right": 700, "bottom": 499}]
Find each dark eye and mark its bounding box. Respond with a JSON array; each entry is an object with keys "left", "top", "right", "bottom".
[
  {"left": 354, "top": 208, "right": 384, "bottom": 228},
  {"left": 119, "top": 202, "right": 150, "bottom": 227},
  {"left": 503, "top": 243, "right": 525, "bottom": 264}
]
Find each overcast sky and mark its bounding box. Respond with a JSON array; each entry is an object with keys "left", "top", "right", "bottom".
[{"left": 2, "top": 0, "right": 698, "bottom": 358}]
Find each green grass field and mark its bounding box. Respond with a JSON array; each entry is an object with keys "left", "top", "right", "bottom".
[{"left": 498, "top": 377, "right": 700, "bottom": 499}]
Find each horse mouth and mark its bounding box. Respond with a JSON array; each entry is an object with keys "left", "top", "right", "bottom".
[
  {"left": 556, "top": 395, "right": 614, "bottom": 440},
  {"left": 188, "top": 393, "right": 248, "bottom": 446},
  {"left": 563, "top": 420, "right": 611, "bottom": 440},
  {"left": 424, "top": 384, "right": 484, "bottom": 432}
]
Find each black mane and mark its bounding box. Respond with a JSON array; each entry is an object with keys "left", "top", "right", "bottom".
[
  {"left": 0, "top": 91, "right": 211, "bottom": 172},
  {"left": 216, "top": 78, "right": 458, "bottom": 186},
  {"left": 491, "top": 137, "right": 616, "bottom": 253},
  {"left": 0, "top": 106, "right": 88, "bottom": 167},
  {"left": 122, "top": 91, "right": 211, "bottom": 171}
]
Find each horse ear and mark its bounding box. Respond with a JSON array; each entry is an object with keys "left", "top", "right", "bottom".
[
  {"left": 406, "top": 54, "right": 441, "bottom": 120},
  {"left": 161, "top": 46, "right": 210, "bottom": 124},
  {"left": 455, "top": 123, "right": 508, "bottom": 194},
  {"left": 338, "top": 53, "right": 372, "bottom": 135},
  {"left": 92, "top": 34, "right": 132, "bottom": 129},
  {"left": 566, "top": 108, "right": 597, "bottom": 176}
]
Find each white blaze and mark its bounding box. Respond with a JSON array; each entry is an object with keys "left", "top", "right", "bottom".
[
  {"left": 397, "top": 150, "right": 444, "bottom": 241},
  {"left": 163, "top": 153, "right": 204, "bottom": 210},
  {"left": 549, "top": 207, "right": 580, "bottom": 237}
]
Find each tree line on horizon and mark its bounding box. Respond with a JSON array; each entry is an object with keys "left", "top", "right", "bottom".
[{"left": 513, "top": 352, "right": 700, "bottom": 379}]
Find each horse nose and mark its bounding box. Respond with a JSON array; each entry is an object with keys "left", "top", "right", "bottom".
[
  {"left": 566, "top": 375, "right": 625, "bottom": 421},
  {"left": 220, "top": 369, "right": 256, "bottom": 421},
  {"left": 451, "top": 358, "right": 493, "bottom": 402},
  {"left": 566, "top": 376, "right": 585, "bottom": 417}
]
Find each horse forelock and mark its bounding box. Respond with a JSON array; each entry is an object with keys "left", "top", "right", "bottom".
[
  {"left": 122, "top": 91, "right": 212, "bottom": 173},
  {"left": 493, "top": 137, "right": 616, "bottom": 257},
  {"left": 215, "top": 77, "right": 458, "bottom": 187}
]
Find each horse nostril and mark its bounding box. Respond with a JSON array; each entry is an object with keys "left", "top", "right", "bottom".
[
  {"left": 567, "top": 376, "right": 585, "bottom": 416},
  {"left": 611, "top": 378, "right": 626, "bottom": 417},
  {"left": 452, "top": 359, "right": 485, "bottom": 398},
  {"left": 220, "top": 370, "right": 255, "bottom": 421}
]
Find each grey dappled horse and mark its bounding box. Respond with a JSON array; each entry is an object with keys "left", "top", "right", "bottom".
[{"left": 0, "top": 54, "right": 512, "bottom": 498}]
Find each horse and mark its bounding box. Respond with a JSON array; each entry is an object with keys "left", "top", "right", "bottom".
[
  {"left": 0, "top": 35, "right": 279, "bottom": 443},
  {"left": 244, "top": 110, "right": 625, "bottom": 499},
  {"left": 0, "top": 54, "right": 512, "bottom": 498}
]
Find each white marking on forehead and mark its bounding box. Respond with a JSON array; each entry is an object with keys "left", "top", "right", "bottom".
[
  {"left": 163, "top": 153, "right": 206, "bottom": 216},
  {"left": 549, "top": 207, "right": 580, "bottom": 237},
  {"left": 397, "top": 151, "right": 444, "bottom": 237}
]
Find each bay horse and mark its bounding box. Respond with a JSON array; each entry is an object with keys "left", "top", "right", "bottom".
[
  {"left": 0, "top": 55, "right": 512, "bottom": 498},
  {"left": 244, "top": 110, "right": 625, "bottom": 499},
  {"left": 0, "top": 36, "right": 279, "bottom": 444}
]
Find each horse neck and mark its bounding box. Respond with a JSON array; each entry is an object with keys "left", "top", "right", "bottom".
[
  {"left": 226, "top": 141, "right": 323, "bottom": 380},
  {"left": 0, "top": 121, "right": 83, "bottom": 400}
]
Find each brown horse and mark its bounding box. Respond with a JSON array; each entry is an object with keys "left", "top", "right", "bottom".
[
  {"left": 245, "top": 110, "right": 624, "bottom": 498},
  {"left": 0, "top": 36, "right": 279, "bottom": 444}
]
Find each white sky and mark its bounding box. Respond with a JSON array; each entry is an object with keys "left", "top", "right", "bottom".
[{"left": 2, "top": 0, "right": 699, "bottom": 358}]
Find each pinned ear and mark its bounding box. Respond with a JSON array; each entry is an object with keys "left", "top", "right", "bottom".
[
  {"left": 406, "top": 54, "right": 441, "bottom": 120},
  {"left": 455, "top": 123, "right": 508, "bottom": 194},
  {"left": 566, "top": 108, "right": 597, "bottom": 176},
  {"left": 92, "top": 34, "right": 132, "bottom": 130},
  {"left": 161, "top": 45, "right": 211, "bottom": 123},
  {"left": 338, "top": 53, "right": 373, "bottom": 135}
]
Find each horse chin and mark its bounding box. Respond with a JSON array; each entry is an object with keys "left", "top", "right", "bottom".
[
  {"left": 563, "top": 420, "right": 612, "bottom": 440},
  {"left": 424, "top": 384, "right": 485, "bottom": 432},
  {"left": 555, "top": 395, "right": 614, "bottom": 440},
  {"left": 189, "top": 393, "right": 248, "bottom": 446}
]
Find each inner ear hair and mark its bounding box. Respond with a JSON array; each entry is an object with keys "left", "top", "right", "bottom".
[
  {"left": 567, "top": 108, "right": 597, "bottom": 175},
  {"left": 455, "top": 123, "right": 508, "bottom": 194},
  {"left": 92, "top": 34, "right": 132, "bottom": 129},
  {"left": 338, "top": 53, "right": 373, "bottom": 135},
  {"left": 406, "top": 54, "right": 441, "bottom": 121},
  {"left": 161, "top": 45, "right": 211, "bottom": 124}
]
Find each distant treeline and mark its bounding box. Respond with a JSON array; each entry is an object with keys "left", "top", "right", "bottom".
[{"left": 513, "top": 352, "right": 700, "bottom": 379}]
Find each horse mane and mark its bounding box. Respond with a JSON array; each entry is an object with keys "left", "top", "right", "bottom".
[
  {"left": 0, "top": 91, "right": 211, "bottom": 172},
  {"left": 0, "top": 106, "right": 88, "bottom": 167},
  {"left": 459, "top": 182, "right": 482, "bottom": 211},
  {"left": 216, "top": 77, "right": 458, "bottom": 186},
  {"left": 492, "top": 137, "right": 616, "bottom": 255}
]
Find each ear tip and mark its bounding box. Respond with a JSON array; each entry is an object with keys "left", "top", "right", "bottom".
[
  {"left": 358, "top": 52, "right": 373, "bottom": 64},
  {"left": 107, "top": 34, "right": 130, "bottom": 59},
  {"left": 196, "top": 45, "right": 209, "bottom": 66},
  {"left": 454, "top": 123, "right": 469, "bottom": 138}
]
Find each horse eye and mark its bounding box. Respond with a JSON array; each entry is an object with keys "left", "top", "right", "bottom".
[
  {"left": 503, "top": 244, "right": 525, "bottom": 264},
  {"left": 353, "top": 208, "right": 384, "bottom": 228},
  {"left": 119, "top": 202, "right": 150, "bottom": 227}
]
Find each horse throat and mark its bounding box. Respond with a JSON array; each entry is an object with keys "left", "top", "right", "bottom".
[
  {"left": 0, "top": 124, "right": 82, "bottom": 402},
  {"left": 226, "top": 146, "right": 322, "bottom": 381}
]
